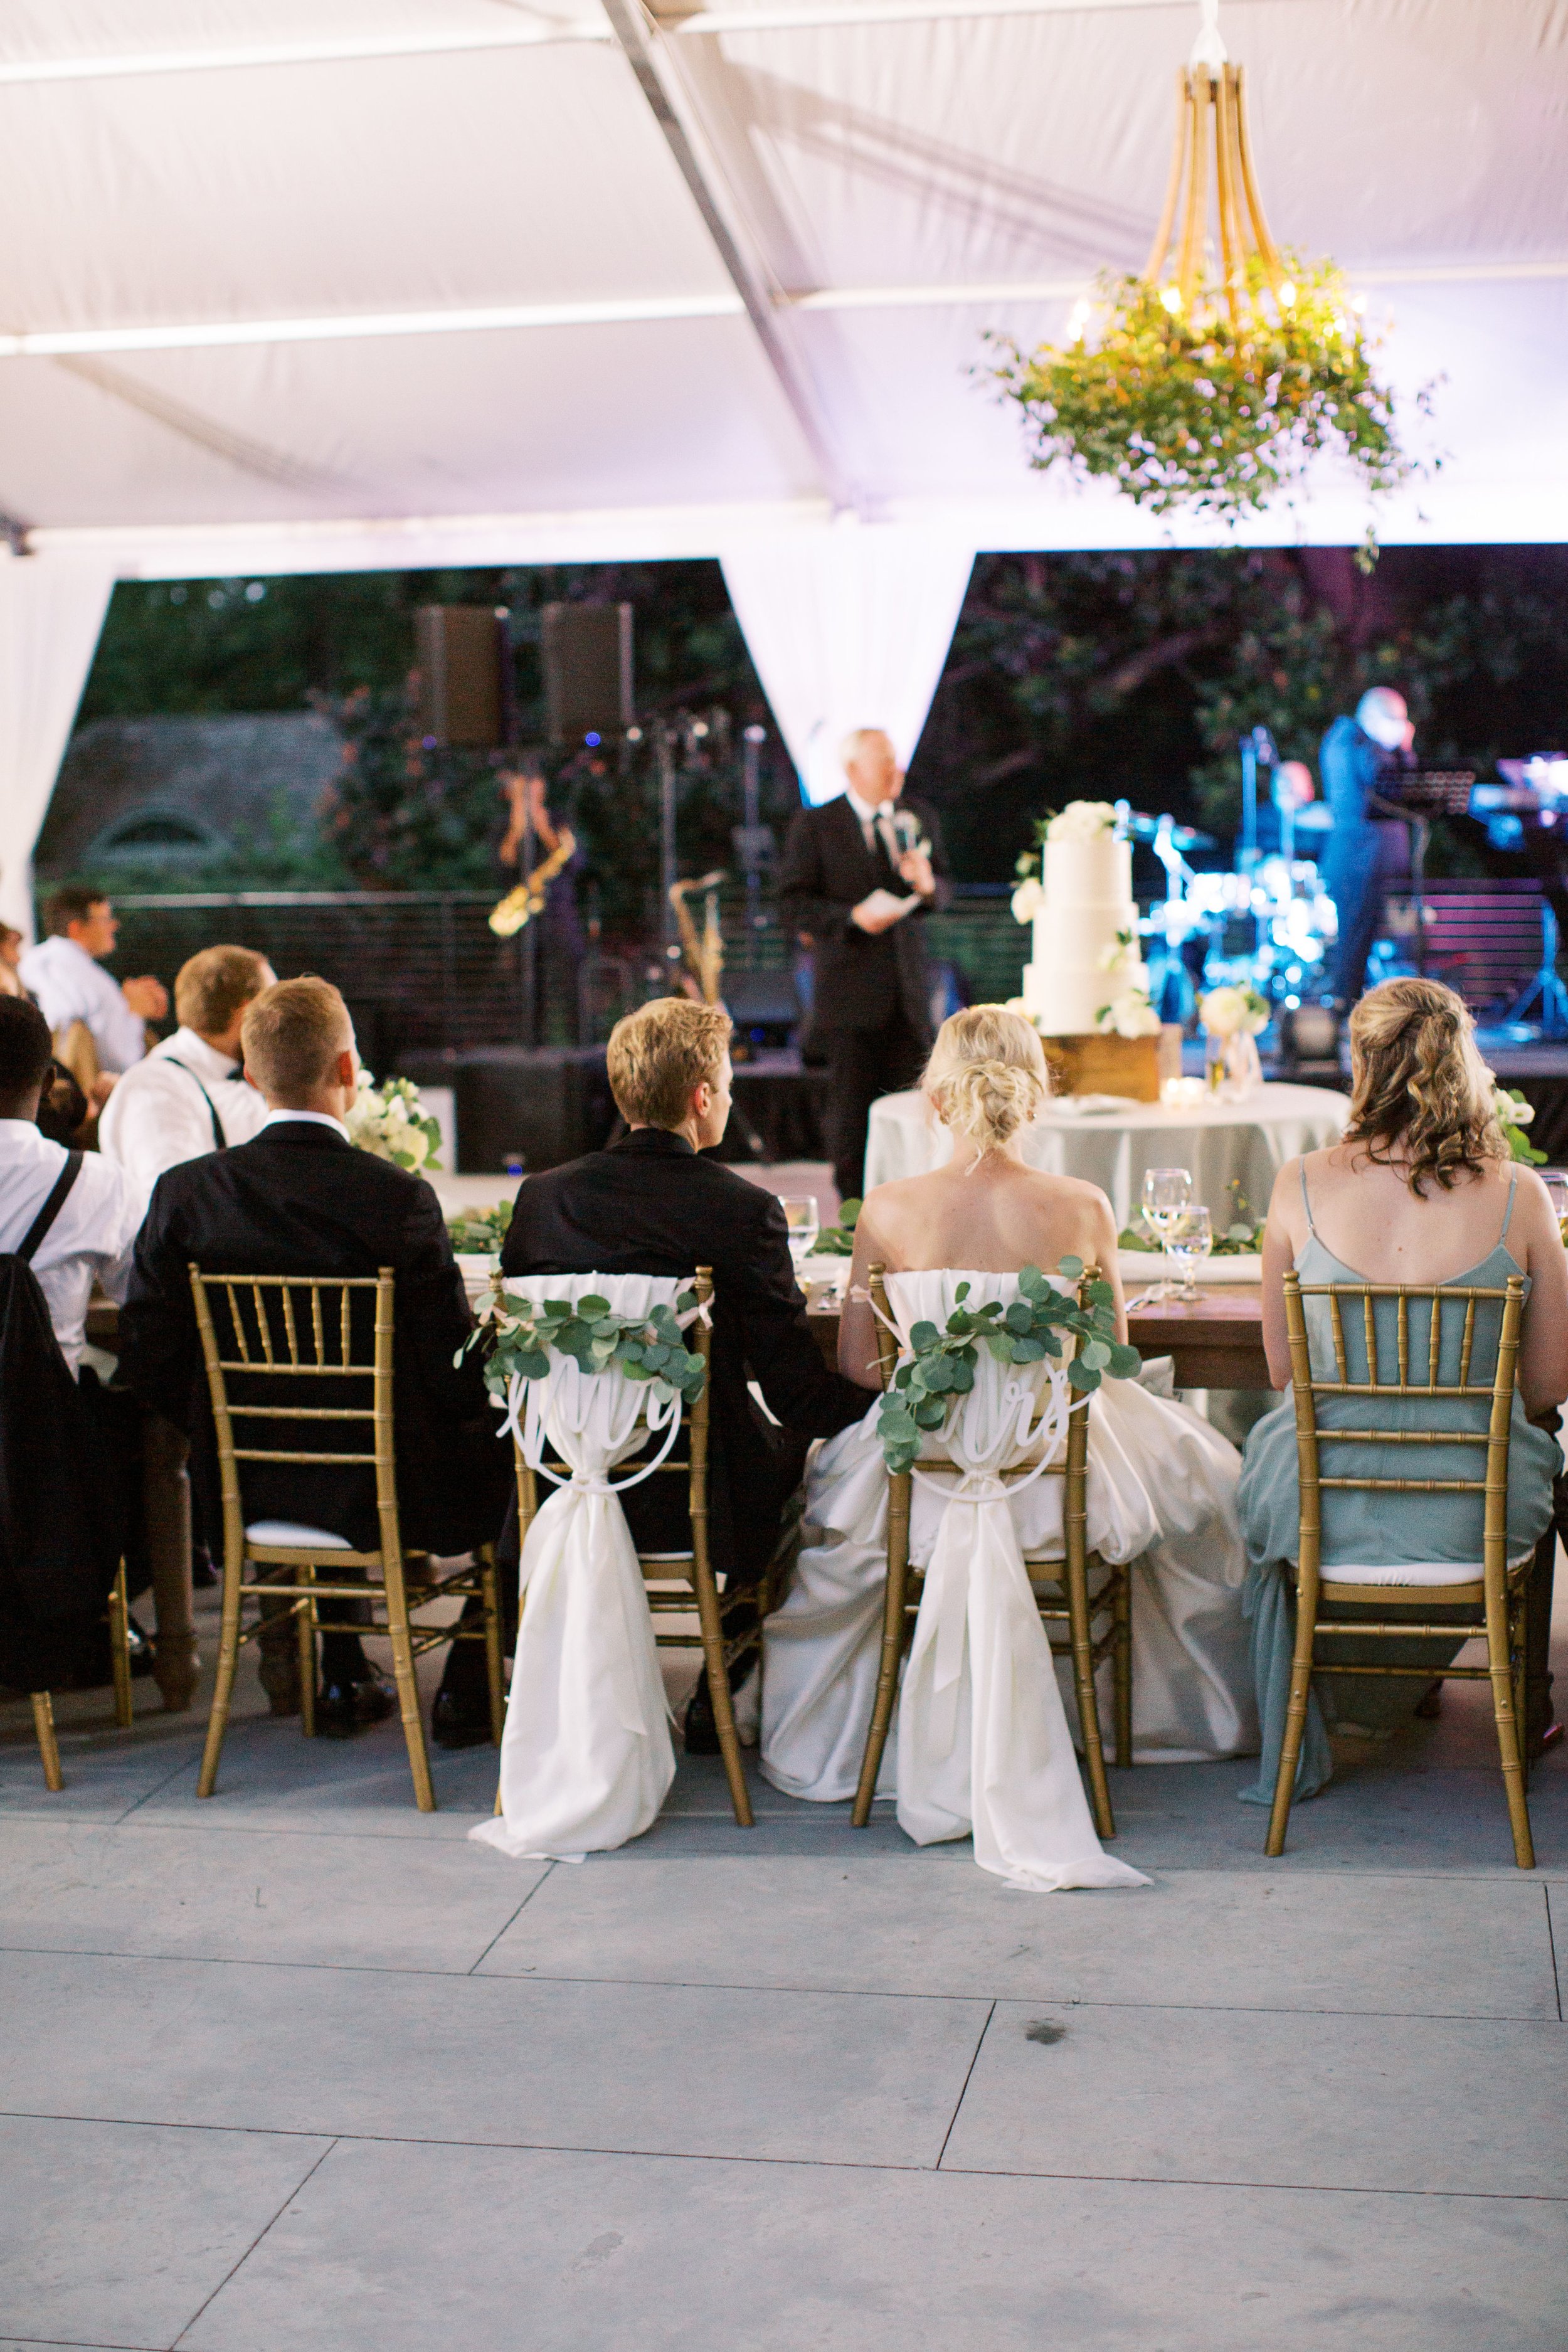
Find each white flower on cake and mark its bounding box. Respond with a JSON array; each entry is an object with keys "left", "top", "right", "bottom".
[
  {"left": 1099, "top": 989, "right": 1162, "bottom": 1039},
  {"left": 346, "top": 1069, "right": 443, "bottom": 1171},
  {"left": 1011, "top": 877, "right": 1045, "bottom": 925},
  {"left": 1200, "top": 985, "right": 1269, "bottom": 1039},
  {"left": 1044, "top": 800, "right": 1119, "bottom": 844}
]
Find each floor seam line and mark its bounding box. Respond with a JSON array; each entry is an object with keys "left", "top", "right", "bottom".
[
  {"left": 934, "top": 1997, "right": 994, "bottom": 2171},
  {"left": 467, "top": 1861, "right": 557, "bottom": 1974},
  {"left": 1545, "top": 1882, "right": 1563, "bottom": 2023},
  {"left": 167, "top": 2134, "right": 339, "bottom": 2349}
]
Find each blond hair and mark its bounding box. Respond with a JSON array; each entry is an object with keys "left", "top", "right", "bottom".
[
  {"left": 241, "top": 976, "right": 352, "bottom": 1103},
  {"left": 923, "top": 1005, "right": 1049, "bottom": 1155},
  {"left": 174, "top": 945, "right": 270, "bottom": 1038},
  {"left": 607, "top": 997, "right": 731, "bottom": 1128},
  {"left": 1343, "top": 977, "right": 1506, "bottom": 1195}
]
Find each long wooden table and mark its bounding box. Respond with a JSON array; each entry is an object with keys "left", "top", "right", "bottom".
[{"left": 808, "top": 1284, "right": 1272, "bottom": 1392}]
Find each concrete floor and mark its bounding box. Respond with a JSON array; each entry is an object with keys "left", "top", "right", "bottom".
[{"left": 1, "top": 1579, "right": 1564, "bottom": 2351}]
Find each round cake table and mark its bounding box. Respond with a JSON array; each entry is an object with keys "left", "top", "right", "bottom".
[{"left": 863, "top": 1083, "right": 1351, "bottom": 1227}]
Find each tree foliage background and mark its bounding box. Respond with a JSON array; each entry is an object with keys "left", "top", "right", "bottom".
[{"left": 74, "top": 543, "right": 1568, "bottom": 915}]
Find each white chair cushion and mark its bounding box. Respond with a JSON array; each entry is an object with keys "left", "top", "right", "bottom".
[
  {"left": 1320, "top": 1551, "right": 1534, "bottom": 1587},
  {"left": 244, "top": 1519, "right": 354, "bottom": 1550}
]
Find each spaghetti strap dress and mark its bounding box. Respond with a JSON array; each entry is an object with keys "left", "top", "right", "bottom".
[{"left": 1235, "top": 1167, "right": 1560, "bottom": 1803}]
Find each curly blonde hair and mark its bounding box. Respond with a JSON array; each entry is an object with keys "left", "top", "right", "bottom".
[
  {"left": 923, "top": 1005, "right": 1049, "bottom": 1155},
  {"left": 1343, "top": 977, "right": 1507, "bottom": 1195}
]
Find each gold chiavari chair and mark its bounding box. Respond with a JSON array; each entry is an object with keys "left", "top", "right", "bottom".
[
  {"left": 851, "top": 1264, "right": 1131, "bottom": 1839},
  {"left": 190, "top": 1265, "right": 503, "bottom": 1813},
  {"left": 502, "top": 1266, "right": 756, "bottom": 1827},
  {"left": 25, "top": 1562, "right": 135, "bottom": 1791},
  {"left": 1269, "top": 1268, "right": 1534, "bottom": 1867}
]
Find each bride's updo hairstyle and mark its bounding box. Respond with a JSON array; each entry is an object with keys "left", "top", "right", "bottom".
[
  {"left": 1343, "top": 976, "right": 1507, "bottom": 1196},
  {"left": 923, "top": 1005, "right": 1049, "bottom": 1155}
]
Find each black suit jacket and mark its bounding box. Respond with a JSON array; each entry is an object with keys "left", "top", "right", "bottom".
[
  {"left": 778, "top": 791, "right": 951, "bottom": 1034},
  {"left": 118, "top": 1121, "right": 507, "bottom": 1555},
  {"left": 501, "top": 1128, "right": 867, "bottom": 1582}
]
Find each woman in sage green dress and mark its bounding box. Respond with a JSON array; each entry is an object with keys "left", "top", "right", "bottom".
[{"left": 1237, "top": 977, "right": 1568, "bottom": 1804}]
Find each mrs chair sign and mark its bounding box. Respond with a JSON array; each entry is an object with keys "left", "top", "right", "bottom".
[
  {"left": 189, "top": 1266, "right": 503, "bottom": 1811},
  {"left": 854, "top": 1263, "right": 1135, "bottom": 1855},
  {"left": 1269, "top": 1269, "right": 1537, "bottom": 1867}
]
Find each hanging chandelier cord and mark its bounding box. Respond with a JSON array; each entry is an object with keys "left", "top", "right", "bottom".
[
  {"left": 1144, "top": 0, "right": 1281, "bottom": 307},
  {"left": 1190, "top": 0, "right": 1227, "bottom": 71}
]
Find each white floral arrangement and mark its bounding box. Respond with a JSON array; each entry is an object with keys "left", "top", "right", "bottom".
[
  {"left": 1489, "top": 1083, "right": 1545, "bottom": 1166},
  {"left": 1046, "top": 800, "right": 1119, "bottom": 844},
  {"left": 1098, "top": 987, "right": 1162, "bottom": 1039},
  {"left": 346, "top": 1069, "right": 443, "bottom": 1172},
  {"left": 1199, "top": 985, "right": 1269, "bottom": 1040},
  {"left": 1010, "top": 876, "right": 1045, "bottom": 925}
]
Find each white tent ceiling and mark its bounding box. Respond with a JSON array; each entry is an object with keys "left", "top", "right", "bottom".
[{"left": 0, "top": 0, "right": 1563, "bottom": 574}]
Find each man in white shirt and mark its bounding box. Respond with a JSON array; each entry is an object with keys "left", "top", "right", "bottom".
[
  {"left": 19, "top": 887, "right": 169, "bottom": 1092},
  {"left": 101, "top": 944, "right": 274, "bottom": 1204},
  {"left": 0, "top": 994, "right": 199, "bottom": 1709},
  {"left": 0, "top": 997, "right": 140, "bottom": 1377}
]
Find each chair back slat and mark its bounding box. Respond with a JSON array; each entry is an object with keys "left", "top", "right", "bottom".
[{"left": 1458, "top": 1292, "right": 1476, "bottom": 1389}]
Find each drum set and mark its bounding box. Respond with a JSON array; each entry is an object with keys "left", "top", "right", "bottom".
[{"left": 1118, "top": 802, "right": 1337, "bottom": 1027}]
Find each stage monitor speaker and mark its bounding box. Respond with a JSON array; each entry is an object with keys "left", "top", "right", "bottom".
[
  {"left": 414, "top": 605, "right": 506, "bottom": 748},
  {"left": 541, "top": 603, "right": 633, "bottom": 745}
]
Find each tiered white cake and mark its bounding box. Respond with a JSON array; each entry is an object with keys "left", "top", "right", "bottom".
[{"left": 1021, "top": 827, "right": 1148, "bottom": 1035}]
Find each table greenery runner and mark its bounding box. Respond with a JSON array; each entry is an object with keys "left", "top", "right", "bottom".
[
  {"left": 812, "top": 1198, "right": 862, "bottom": 1256},
  {"left": 877, "top": 1258, "right": 1140, "bottom": 1474},
  {"left": 462, "top": 1288, "right": 708, "bottom": 1411},
  {"left": 446, "top": 1201, "right": 514, "bottom": 1254}
]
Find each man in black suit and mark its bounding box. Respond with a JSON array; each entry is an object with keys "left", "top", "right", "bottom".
[
  {"left": 779, "top": 726, "right": 951, "bottom": 1201},
  {"left": 432, "top": 995, "right": 867, "bottom": 1751},
  {"left": 119, "top": 977, "right": 506, "bottom": 1736}
]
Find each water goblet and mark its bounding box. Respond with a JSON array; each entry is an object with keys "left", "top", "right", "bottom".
[
  {"left": 1141, "top": 1167, "right": 1193, "bottom": 1289},
  {"left": 1167, "top": 1205, "right": 1213, "bottom": 1301},
  {"left": 780, "top": 1195, "right": 820, "bottom": 1274},
  {"left": 1543, "top": 1172, "right": 1568, "bottom": 1248}
]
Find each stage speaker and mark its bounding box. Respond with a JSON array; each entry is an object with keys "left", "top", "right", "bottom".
[
  {"left": 414, "top": 605, "right": 506, "bottom": 748},
  {"left": 541, "top": 603, "right": 633, "bottom": 745}
]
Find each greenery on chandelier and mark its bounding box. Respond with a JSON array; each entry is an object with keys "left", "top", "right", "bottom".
[
  {"left": 877, "top": 1262, "right": 1141, "bottom": 1475},
  {"left": 992, "top": 254, "right": 1420, "bottom": 524},
  {"left": 465, "top": 1289, "right": 709, "bottom": 1411}
]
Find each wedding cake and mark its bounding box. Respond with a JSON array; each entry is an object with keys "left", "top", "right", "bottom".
[{"left": 1012, "top": 803, "right": 1155, "bottom": 1036}]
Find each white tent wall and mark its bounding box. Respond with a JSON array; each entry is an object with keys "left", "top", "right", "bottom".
[
  {"left": 0, "top": 553, "right": 115, "bottom": 939},
  {"left": 721, "top": 526, "right": 975, "bottom": 800}
]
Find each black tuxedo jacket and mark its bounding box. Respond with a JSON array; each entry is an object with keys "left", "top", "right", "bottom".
[
  {"left": 778, "top": 791, "right": 951, "bottom": 1034},
  {"left": 118, "top": 1120, "right": 507, "bottom": 1555},
  {"left": 502, "top": 1128, "right": 867, "bottom": 1581}
]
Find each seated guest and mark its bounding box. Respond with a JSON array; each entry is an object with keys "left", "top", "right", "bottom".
[
  {"left": 101, "top": 945, "right": 273, "bottom": 1201},
  {"left": 0, "top": 997, "right": 148, "bottom": 1690},
  {"left": 117, "top": 976, "right": 507, "bottom": 1736},
  {"left": 0, "top": 923, "right": 26, "bottom": 998},
  {"left": 0, "top": 997, "right": 140, "bottom": 1377},
  {"left": 20, "top": 889, "right": 169, "bottom": 1097},
  {"left": 1239, "top": 977, "right": 1568, "bottom": 1802},
  {"left": 432, "top": 995, "right": 867, "bottom": 1750}
]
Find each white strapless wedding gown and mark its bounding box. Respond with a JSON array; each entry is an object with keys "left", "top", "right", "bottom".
[{"left": 761, "top": 1271, "right": 1257, "bottom": 1886}]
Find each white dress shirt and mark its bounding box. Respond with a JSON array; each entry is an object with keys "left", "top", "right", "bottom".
[
  {"left": 17, "top": 934, "right": 149, "bottom": 1073},
  {"left": 99, "top": 1025, "right": 268, "bottom": 1205},
  {"left": 844, "top": 785, "right": 903, "bottom": 867},
  {"left": 257, "top": 1108, "right": 351, "bottom": 1142},
  {"left": 0, "top": 1120, "right": 141, "bottom": 1376}
]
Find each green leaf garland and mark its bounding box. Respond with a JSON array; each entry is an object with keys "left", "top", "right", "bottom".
[{"left": 460, "top": 1290, "right": 707, "bottom": 1411}]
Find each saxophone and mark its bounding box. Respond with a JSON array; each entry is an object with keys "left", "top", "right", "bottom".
[
  {"left": 669, "top": 871, "right": 726, "bottom": 1003},
  {"left": 489, "top": 827, "right": 576, "bottom": 937}
]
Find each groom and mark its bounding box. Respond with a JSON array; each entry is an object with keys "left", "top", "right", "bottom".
[{"left": 432, "top": 995, "right": 868, "bottom": 1751}]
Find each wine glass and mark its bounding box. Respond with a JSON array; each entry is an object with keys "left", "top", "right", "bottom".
[
  {"left": 1141, "top": 1166, "right": 1192, "bottom": 1288},
  {"left": 1544, "top": 1172, "right": 1568, "bottom": 1248},
  {"left": 1167, "top": 1205, "right": 1213, "bottom": 1300},
  {"left": 780, "top": 1195, "right": 820, "bottom": 1273}
]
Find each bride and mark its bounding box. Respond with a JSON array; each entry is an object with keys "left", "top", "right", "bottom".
[{"left": 761, "top": 1005, "right": 1257, "bottom": 1887}]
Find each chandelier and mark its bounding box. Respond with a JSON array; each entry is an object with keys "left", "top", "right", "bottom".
[{"left": 992, "top": 0, "right": 1421, "bottom": 524}]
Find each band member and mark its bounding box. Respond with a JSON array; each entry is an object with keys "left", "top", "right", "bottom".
[
  {"left": 779, "top": 727, "right": 950, "bottom": 1201},
  {"left": 497, "top": 764, "right": 585, "bottom": 1033},
  {"left": 1320, "top": 687, "right": 1417, "bottom": 1005}
]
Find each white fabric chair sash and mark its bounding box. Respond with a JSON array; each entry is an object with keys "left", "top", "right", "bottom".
[
  {"left": 882, "top": 1271, "right": 1147, "bottom": 1893},
  {"left": 469, "top": 1273, "right": 688, "bottom": 1863}
]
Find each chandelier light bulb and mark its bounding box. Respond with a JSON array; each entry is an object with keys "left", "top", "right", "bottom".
[{"left": 1162, "top": 286, "right": 1184, "bottom": 315}]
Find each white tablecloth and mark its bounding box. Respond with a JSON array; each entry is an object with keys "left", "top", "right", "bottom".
[{"left": 864, "top": 1084, "right": 1350, "bottom": 1229}]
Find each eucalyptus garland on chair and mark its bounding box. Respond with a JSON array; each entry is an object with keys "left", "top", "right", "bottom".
[
  {"left": 877, "top": 1259, "right": 1141, "bottom": 1475},
  {"left": 460, "top": 1289, "right": 708, "bottom": 1410}
]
